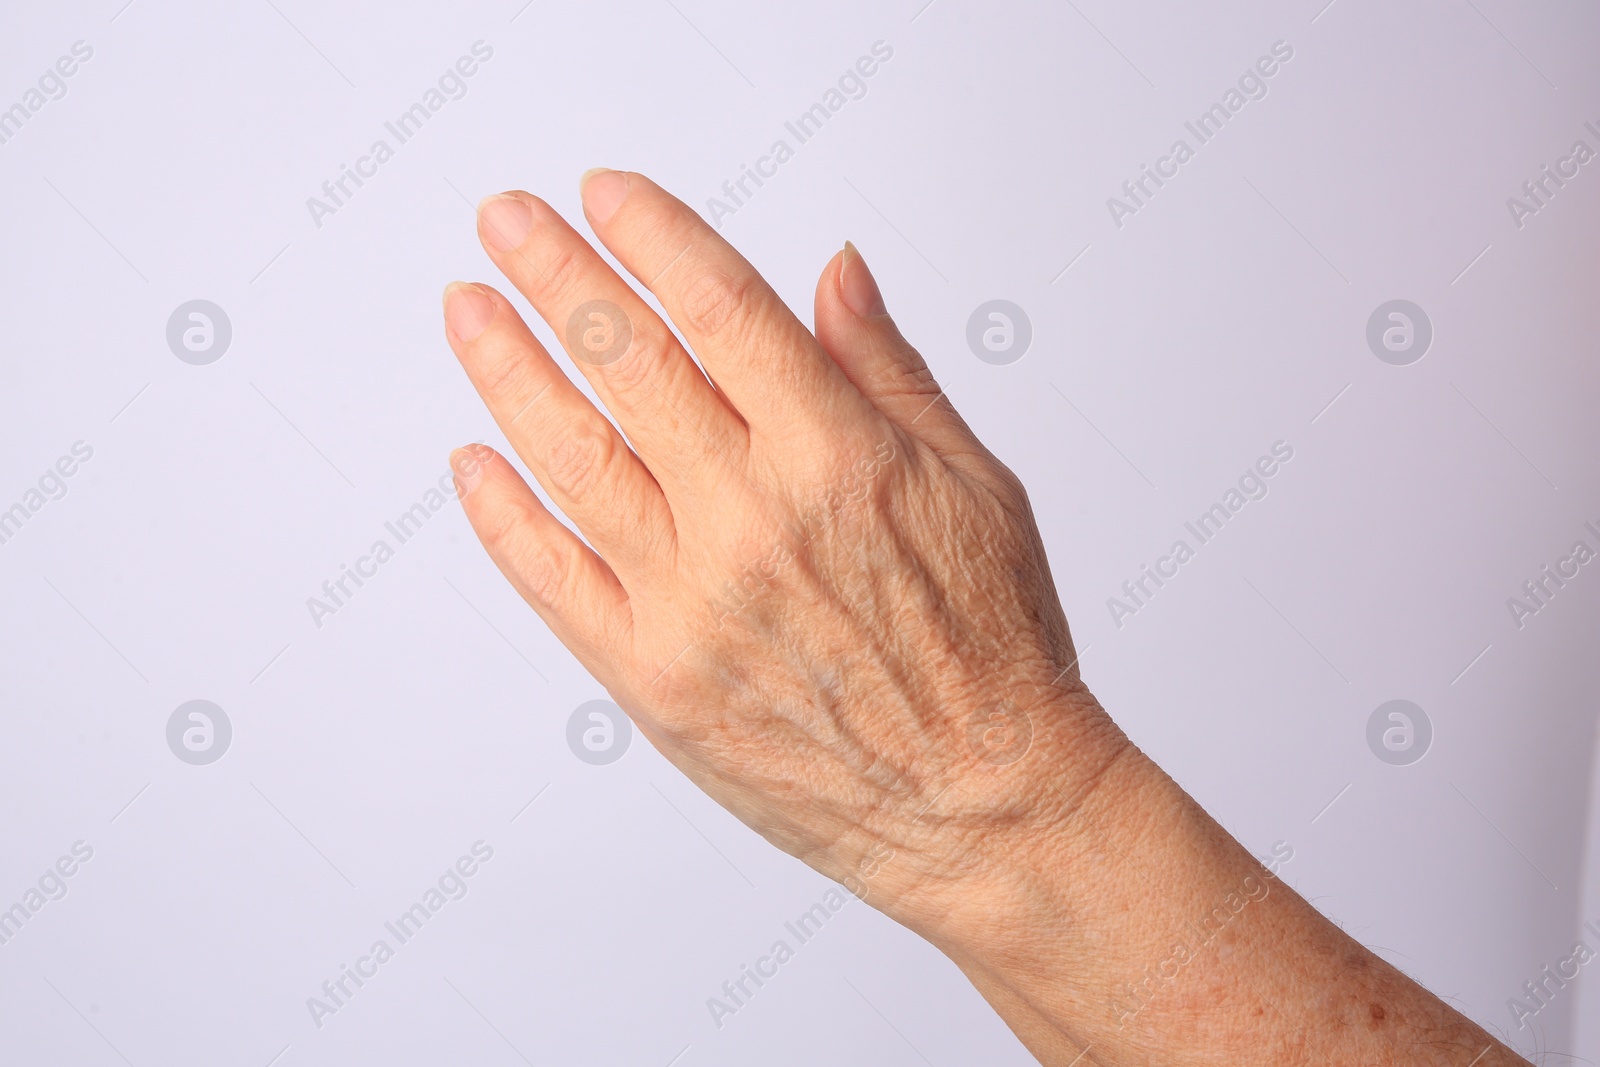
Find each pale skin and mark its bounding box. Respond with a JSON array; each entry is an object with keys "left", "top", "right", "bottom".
[{"left": 440, "top": 169, "right": 1530, "bottom": 1066}]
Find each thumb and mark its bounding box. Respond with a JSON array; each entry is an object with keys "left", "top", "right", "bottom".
[{"left": 813, "top": 242, "right": 976, "bottom": 457}]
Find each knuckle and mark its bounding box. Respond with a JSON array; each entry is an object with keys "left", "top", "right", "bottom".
[
  {"left": 680, "top": 267, "right": 755, "bottom": 340},
  {"left": 605, "top": 327, "right": 672, "bottom": 397},
  {"left": 531, "top": 241, "right": 586, "bottom": 302},
  {"left": 544, "top": 420, "right": 616, "bottom": 502},
  {"left": 477, "top": 503, "right": 565, "bottom": 605},
  {"left": 512, "top": 536, "right": 566, "bottom": 605},
  {"left": 873, "top": 356, "right": 940, "bottom": 402},
  {"left": 473, "top": 495, "right": 569, "bottom": 604},
  {"left": 791, "top": 429, "right": 899, "bottom": 508},
  {"left": 985, "top": 461, "right": 1032, "bottom": 519},
  {"left": 475, "top": 345, "right": 540, "bottom": 405},
  {"left": 478, "top": 496, "right": 529, "bottom": 555}
]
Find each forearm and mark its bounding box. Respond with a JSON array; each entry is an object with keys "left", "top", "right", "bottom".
[{"left": 898, "top": 700, "right": 1528, "bottom": 1067}]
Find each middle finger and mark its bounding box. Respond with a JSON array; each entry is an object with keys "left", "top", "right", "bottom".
[{"left": 476, "top": 190, "right": 749, "bottom": 505}]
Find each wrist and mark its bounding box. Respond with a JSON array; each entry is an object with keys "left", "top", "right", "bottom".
[
  {"left": 856, "top": 682, "right": 1142, "bottom": 943},
  {"left": 899, "top": 732, "right": 1265, "bottom": 1063}
]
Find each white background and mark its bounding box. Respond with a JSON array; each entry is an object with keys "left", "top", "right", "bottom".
[{"left": 1, "top": 1, "right": 1597, "bottom": 1064}]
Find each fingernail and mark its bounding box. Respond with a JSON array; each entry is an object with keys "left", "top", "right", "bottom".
[
  {"left": 478, "top": 193, "right": 533, "bottom": 253},
  {"left": 840, "top": 241, "right": 887, "bottom": 318},
  {"left": 450, "top": 445, "right": 489, "bottom": 498},
  {"left": 580, "top": 168, "right": 629, "bottom": 224},
  {"left": 443, "top": 282, "right": 496, "bottom": 344}
]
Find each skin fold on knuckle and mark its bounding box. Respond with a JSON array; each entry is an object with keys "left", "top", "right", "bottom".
[
  {"left": 870, "top": 351, "right": 940, "bottom": 402},
  {"left": 477, "top": 498, "right": 566, "bottom": 607},
  {"left": 512, "top": 538, "right": 568, "bottom": 607},
  {"left": 499, "top": 514, "right": 567, "bottom": 607},
  {"left": 474, "top": 490, "right": 524, "bottom": 554},
  {"left": 543, "top": 421, "right": 615, "bottom": 505},
  {"left": 952, "top": 455, "right": 1032, "bottom": 529},
  {"left": 680, "top": 266, "right": 757, "bottom": 341},
  {"left": 603, "top": 326, "right": 679, "bottom": 401},
  {"left": 524, "top": 231, "right": 586, "bottom": 304},
  {"left": 471, "top": 336, "right": 543, "bottom": 405}
]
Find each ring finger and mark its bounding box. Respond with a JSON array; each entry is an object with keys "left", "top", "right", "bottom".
[{"left": 443, "top": 280, "right": 676, "bottom": 584}]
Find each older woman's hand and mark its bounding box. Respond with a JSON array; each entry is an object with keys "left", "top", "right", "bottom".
[
  {"left": 442, "top": 171, "right": 1529, "bottom": 1067},
  {"left": 441, "top": 170, "right": 1123, "bottom": 932}
]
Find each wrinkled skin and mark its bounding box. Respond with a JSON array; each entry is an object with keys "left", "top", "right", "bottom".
[
  {"left": 443, "top": 171, "right": 1123, "bottom": 927},
  {"left": 441, "top": 171, "right": 1530, "bottom": 1067}
]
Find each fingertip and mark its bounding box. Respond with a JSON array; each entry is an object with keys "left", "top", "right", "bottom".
[
  {"left": 450, "top": 443, "right": 498, "bottom": 499},
  {"left": 579, "top": 168, "right": 630, "bottom": 225},
  {"left": 839, "top": 241, "right": 888, "bottom": 319},
  {"left": 443, "top": 281, "right": 497, "bottom": 345},
  {"left": 810, "top": 246, "right": 973, "bottom": 451},
  {"left": 477, "top": 192, "right": 535, "bottom": 253}
]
